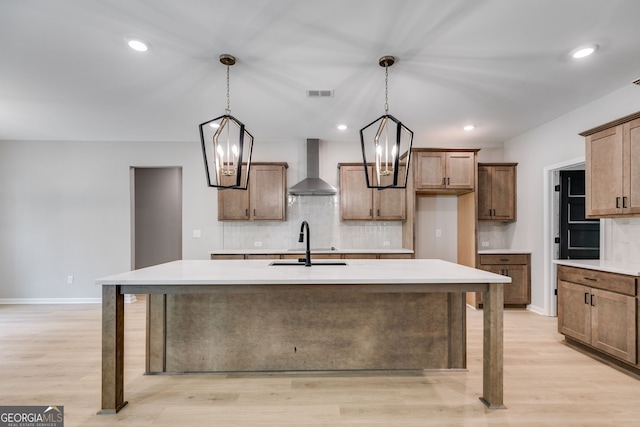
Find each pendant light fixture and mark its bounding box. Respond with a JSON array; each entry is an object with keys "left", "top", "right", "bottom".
[
  {"left": 359, "top": 55, "right": 413, "bottom": 189},
  {"left": 199, "top": 54, "right": 254, "bottom": 189}
]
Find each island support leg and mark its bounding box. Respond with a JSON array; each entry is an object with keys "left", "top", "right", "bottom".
[
  {"left": 98, "top": 284, "right": 128, "bottom": 414},
  {"left": 480, "top": 282, "right": 506, "bottom": 409}
]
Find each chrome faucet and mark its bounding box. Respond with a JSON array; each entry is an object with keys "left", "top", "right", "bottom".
[{"left": 298, "top": 221, "right": 311, "bottom": 266}]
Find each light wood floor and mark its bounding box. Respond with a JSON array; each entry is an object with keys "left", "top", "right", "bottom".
[{"left": 1, "top": 298, "right": 639, "bottom": 426}]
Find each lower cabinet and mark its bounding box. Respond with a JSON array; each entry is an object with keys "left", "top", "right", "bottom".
[
  {"left": 470, "top": 253, "right": 531, "bottom": 308},
  {"left": 557, "top": 265, "right": 637, "bottom": 366}
]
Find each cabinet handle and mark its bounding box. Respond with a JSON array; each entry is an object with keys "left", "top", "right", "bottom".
[
  {"left": 442, "top": 178, "right": 446, "bottom": 185},
  {"left": 584, "top": 292, "right": 590, "bottom": 304},
  {"left": 500, "top": 258, "right": 509, "bottom": 262},
  {"left": 370, "top": 209, "right": 373, "bottom": 217},
  {"left": 489, "top": 209, "right": 493, "bottom": 216},
  {"left": 447, "top": 177, "right": 450, "bottom": 185},
  {"left": 590, "top": 294, "right": 595, "bottom": 307},
  {"left": 505, "top": 269, "right": 509, "bottom": 276},
  {"left": 253, "top": 209, "right": 256, "bottom": 217},
  {"left": 377, "top": 209, "right": 380, "bottom": 217},
  {"left": 616, "top": 197, "right": 621, "bottom": 208},
  {"left": 583, "top": 277, "right": 597, "bottom": 282},
  {"left": 245, "top": 209, "right": 249, "bottom": 217},
  {"left": 623, "top": 197, "right": 628, "bottom": 208},
  {"left": 492, "top": 209, "right": 496, "bottom": 217}
]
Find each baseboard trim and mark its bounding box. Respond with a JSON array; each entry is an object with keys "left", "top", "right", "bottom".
[
  {"left": 526, "top": 304, "right": 547, "bottom": 316},
  {"left": 0, "top": 295, "right": 138, "bottom": 304}
]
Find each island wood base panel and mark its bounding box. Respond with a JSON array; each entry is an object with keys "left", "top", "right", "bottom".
[{"left": 147, "top": 291, "right": 466, "bottom": 373}]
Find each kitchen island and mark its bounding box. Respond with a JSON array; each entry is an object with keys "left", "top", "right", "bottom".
[{"left": 97, "top": 259, "right": 510, "bottom": 414}]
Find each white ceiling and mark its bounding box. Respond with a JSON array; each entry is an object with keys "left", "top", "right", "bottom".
[{"left": 2, "top": 0, "right": 640, "bottom": 147}]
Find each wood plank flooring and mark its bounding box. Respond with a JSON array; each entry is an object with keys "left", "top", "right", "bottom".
[{"left": 1, "top": 297, "right": 639, "bottom": 426}]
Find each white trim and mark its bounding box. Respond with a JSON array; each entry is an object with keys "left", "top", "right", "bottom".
[
  {"left": 526, "top": 304, "right": 546, "bottom": 316},
  {"left": 542, "top": 157, "right": 585, "bottom": 317},
  {"left": 0, "top": 295, "right": 137, "bottom": 305}
]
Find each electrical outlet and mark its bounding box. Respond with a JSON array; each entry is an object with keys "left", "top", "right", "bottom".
[
  {"left": 435, "top": 229, "right": 442, "bottom": 237},
  {"left": 254, "top": 241, "right": 263, "bottom": 247},
  {"left": 383, "top": 241, "right": 391, "bottom": 246},
  {"left": 481, "top": 241, "right": 490, "bottom": 247},
  {"left": 67, "top": 275, "right": 74, "bottom": 285},
  {"left": 192, "top": 229, "right": 201, "bottom": 238}
]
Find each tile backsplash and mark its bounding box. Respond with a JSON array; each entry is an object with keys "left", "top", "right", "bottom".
[
  {"left": 604, "top": 218, "right": 640, "bottom": 263},
  {"left": 220, "top": 195, "right": 403, "bottom": 250}
]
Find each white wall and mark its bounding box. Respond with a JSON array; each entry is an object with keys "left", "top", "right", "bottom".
[
  {"left": 0, "top": 137, "right": 399, "bottom": 300},
  {"left": 502, "top": 85, "right": 640, "bottom": 313},
  {"left": 415, "top": 196, "right": 458, "bottom": 262},
  {"left": 0, "top": 140, "right": 208, "bottom": 299}
]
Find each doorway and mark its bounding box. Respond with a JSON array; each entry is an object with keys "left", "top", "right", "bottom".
[
  {"left": 558, "top": 170, "right": 600, "bottom": 259},
  {"left": 131, "top": 167, "right": 183, "bottom": 270}
]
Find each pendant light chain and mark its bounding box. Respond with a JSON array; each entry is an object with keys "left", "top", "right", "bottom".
[
  {"left": 384, "top": 64, "right": 389, "bottom": 114},
  {"left": 225, "top": 64, "right": 231, "bottom": 115}
]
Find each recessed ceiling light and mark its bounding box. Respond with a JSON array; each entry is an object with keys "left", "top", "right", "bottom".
[
  {"left": 127, "top": 39, "right": 149, "bottom": 52},
  {"left": 463, "top": 124, "right": 475, "bottom": 131},
  {"left": 337, "top": 124, "right": 348, "bottom": 131},
  {"left": 571, "top": 44, "right": 598, "bottom": 59}
]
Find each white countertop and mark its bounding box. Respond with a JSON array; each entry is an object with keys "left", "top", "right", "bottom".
[
  {"left": 211, "top": 248, "right": 414, "bottom": 255},
  {"left": 553, "top": 259, "right": 640, "bottom": 276},
  {"left": 97, "top": 259, "right": 511, "bottom": 286},
  {"left": 478, "top": 249, "right": 531, "bottom": 255}
]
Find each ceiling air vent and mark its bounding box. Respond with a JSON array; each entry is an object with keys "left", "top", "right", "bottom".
[
  {"left": 633, "top": 78, "right": 640, "bottom": 86},
  {"left": 306, "top": 89, "right": 334, "bottom": 98}
]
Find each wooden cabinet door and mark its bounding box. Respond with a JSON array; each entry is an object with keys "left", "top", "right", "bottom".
[
  {"left": 340, "top": 165, "right": 373, "bottom": 220},
  {"left": 591, "top": 288, "right": 636, "bottom": 363},
  {"left": 623, "top": 117, "right": 640, "bottom": 215},
  {"left": 445, "top": 152, "right": 475, "bottom": 190},
  {"left": 503, "top": 264, "right": 528, "bottom": 305},
  {"left": 374, "top": 166, "right": 406, "bottom": 220},
  {"left": 415, "top": 152, "right": 446, "bottom": 189},
  {"left": 477, "top": 166, "right": 492, "bottom": 220},
  {"left": 490, "top": 166, "right": 516, "bottom": 221},
  {"left": 586, "top": 126, "right": 623, "bottom": 217},
  {"left": 250, "top": 164, "right": 286, "bottom": 220},
  {"left": 557, "top": 280, "right": 591, "bottom": 344},
  {"left": 217, "top": 170, "right": 250, "bottom": 220},
  {"left": 476, "top": 261, "right": 529, "bottom": 306}
]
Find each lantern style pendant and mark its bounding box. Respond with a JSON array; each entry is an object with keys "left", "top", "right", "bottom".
[
  {"left": 359, "top": 56, "right": 413, "bottom": 189},
  {"left": 200, "top": 54, "right": 254, "bottom": 189}
]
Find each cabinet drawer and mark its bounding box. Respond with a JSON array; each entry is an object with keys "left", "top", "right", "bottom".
[
  {"left": 557, "top": 265, "right": 636, "bottom": 296},
  {"left": 379, "top": 253, "right": 413, "bottom": 259},
  {"left": 479, "top": 254, "right": 529, "bottom": 265},
  {"left": 211, "top": 254, "right": 245, "bottom": 260}
]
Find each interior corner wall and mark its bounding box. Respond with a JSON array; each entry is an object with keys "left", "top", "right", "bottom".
[
  {"left": 502, "top": 85, "right": 640, "bottom": 313},
  {"left": 0, "top": 140, "right": 223, "bottom": 300}
]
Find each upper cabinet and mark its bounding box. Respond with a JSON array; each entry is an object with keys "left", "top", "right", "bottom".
[
  {"left": 413, "top": 149, "right": 477, "bottom": 194},
  {"left": 339, "top": 163, "right": 406, "bottom": 221},
  {"left": 218, "top": 162, "right": 288, "bottom": 221},
  {"left": 477, "top": 163, "right": 517, "bottom": 222},
  {"left": 582, "top": 112, "right": 640, "bottom": 218}
]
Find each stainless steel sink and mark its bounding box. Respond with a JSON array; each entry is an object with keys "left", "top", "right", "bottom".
[{"left": 269, "top": 261, "right": 347, "bottom": 266}]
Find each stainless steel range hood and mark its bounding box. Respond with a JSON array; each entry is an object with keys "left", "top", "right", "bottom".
[{"left": 289, "top": 139, "right": 337, "bottom": 195}]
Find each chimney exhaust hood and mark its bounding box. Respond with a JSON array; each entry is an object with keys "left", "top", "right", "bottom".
[{"left": 289, "top": 139, "right": 337, "bottom": 196}]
